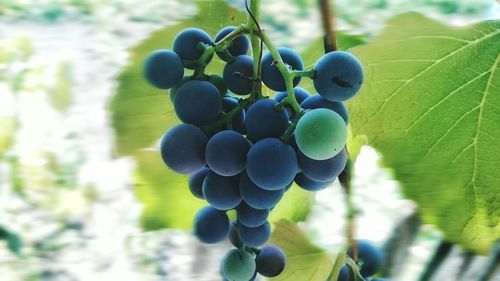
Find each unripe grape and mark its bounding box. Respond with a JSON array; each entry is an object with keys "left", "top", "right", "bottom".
[
  {"left": 295, "top": 108, "right": 347, "bottom": 160},
  {"left": 221, "top": 249, "right": 256, "bottom": 281}
]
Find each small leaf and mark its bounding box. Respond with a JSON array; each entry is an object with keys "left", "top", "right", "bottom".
[
  {"left": 269, "top": 220, "right": 334, "bottom": 281},
  {"left": 348, "top": 13, "right": 500, "bottom": 253}
]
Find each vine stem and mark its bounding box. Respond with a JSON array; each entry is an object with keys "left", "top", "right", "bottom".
[
  {"left": 319, "top": 0, "right": 359, "bottom": 263},
  {"left": 247, "top": 0, "right": 263, "bottom": 99},
  {"left": 319, "top": 0, "right": 338, "bottom": 53},
  {"left": 192, "top": 25, "right": 250, "bottom": 79}
]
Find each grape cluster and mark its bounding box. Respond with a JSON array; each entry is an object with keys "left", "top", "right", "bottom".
[{"left": 143, "top": 24, "right": 364, "bottom": 281}]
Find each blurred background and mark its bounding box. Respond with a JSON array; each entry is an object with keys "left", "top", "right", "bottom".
[{"left": 0, "top": 0, "right": 498, "bottom": 280}]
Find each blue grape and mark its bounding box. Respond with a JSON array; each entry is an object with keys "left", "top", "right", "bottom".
[
  {"left": 274, "top": 87, "right": 310, "bottom": 104},
  {"left": 313, "top": 51, "right": 364, "bottom": 102},
  {"left": 298, "top": 148, "right": 347, "bottom": 182},
  {"left": 337, "top": 265, "right": 352, "bottom": 281},
  {"left": 255, "top": 246, "right": 286, "bottom": 277},
  {"left": 160, "top": 124, "right": 208, "bottom": 174},
  {"left": 300, "top": 95, "right": 348, "bottom": 123},
  {"left": 223, "top": 55, "right": 254, "bottom": 95},
  {"left": 193, "top": 206, "right": 229, "bottom": 243},
  {"left": 202, "top": 171, "right": 241, "bottom": 210},
  {"left": 246, "top": 138, "right": 298, "bottom": 190},
  {"left": 261, "top": 47, "right": 303, "bottom": 91},
  {"left": 228, "top": 222, "right": 242, "bottom": 248},
  {"left": 206, "top": 130, "right": 251, "bottom": 176},
  {"left": 214, "top": 26, "right": 250, "bottom": 59},
  {"left": 188, "top": 167, "right": 210, "bottom": 199},
  {"left": 237, "top": 202, "right": 269, "bottom": 227},
  {"left": 239, "top": 172, "right": 285, "bottom": 210},
  {"left": 174, "top": 80, "right": 222, "bottom": 126},
  {"left": 245, "top": 99, "right": 289, "bottom": 141},
  {"left": 221, "top": 249, "right": 256, "bottom": 281},
  {"left": 144, "top": 49, "right": 184, "bottom": 89},
  {"left": 173, "top": 28, "right": 213, "bottom": 68},
  {"left": 294, "top": 172, "right": 332, "bottom": 191},
  {"left": 238, "top": 221, "right": 271, "bottom": 248},
  {"left": 222, "top": 96, "right": 246, "bottom": 133},
  {"left": 348, "top": 240, "right": 384, "bottom": 277}
]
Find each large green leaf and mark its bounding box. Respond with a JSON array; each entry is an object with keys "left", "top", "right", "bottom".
[
  {"left": 346, "top": 13, "right": 500, "bottom": 253},
  {"left": 269, "top": 220, "right": 334, "bottom": 281}
]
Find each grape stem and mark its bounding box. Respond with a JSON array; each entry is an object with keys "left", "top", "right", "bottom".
[
  {"left": 281, "top": 110, "right": 306, "bottom": 143},
  {"left": 259, "top": 32, "right": 302, "bottom": 114},
  {"left": 201, "top": 97, "right": 253, "bottom": 136},
  {"left": 191, "top": 25, "right": 250, "bottom": 79},
  {"left": 291, "top": 69, "right": 316, "bottom": 79},
  {"left": 247, "top": 0, "right": 263, "bottom": 99},
  {"left": 317, "top": 0, "right": 359, "bottom": 264}
]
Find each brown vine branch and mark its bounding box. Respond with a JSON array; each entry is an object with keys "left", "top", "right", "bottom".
[
  {"left": 319, "top": 0, "right": 358, "bottom": 263},
  {"left": 319, "top": 0, "right": 338, "bottom": 52}
]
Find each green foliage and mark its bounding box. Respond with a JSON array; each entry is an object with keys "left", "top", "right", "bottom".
[
  {"left": 345, "top": 13, "right": 500, "bottom": 253},
  {"left": 269, "top": 220, "right": 335, "bottom": 281}
]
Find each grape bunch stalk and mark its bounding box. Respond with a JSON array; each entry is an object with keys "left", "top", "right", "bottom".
[{"left": 142, "top": 1, "right": 364, "bottom": 280}]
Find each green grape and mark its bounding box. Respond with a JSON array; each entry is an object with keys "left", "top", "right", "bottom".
[
  {"left": 295, "top": 108, "right": 347, "bottom": 160},
  {"left": 221, "top": 249, "right": 256, "bottom": 281}
]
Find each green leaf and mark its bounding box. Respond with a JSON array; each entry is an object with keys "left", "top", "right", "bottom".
[
  {"left": 348, "top": 13, "right": 500, "bottom": 253},
  {"left": 269, "top": 220, "right": 334, "bottom": 281}
]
